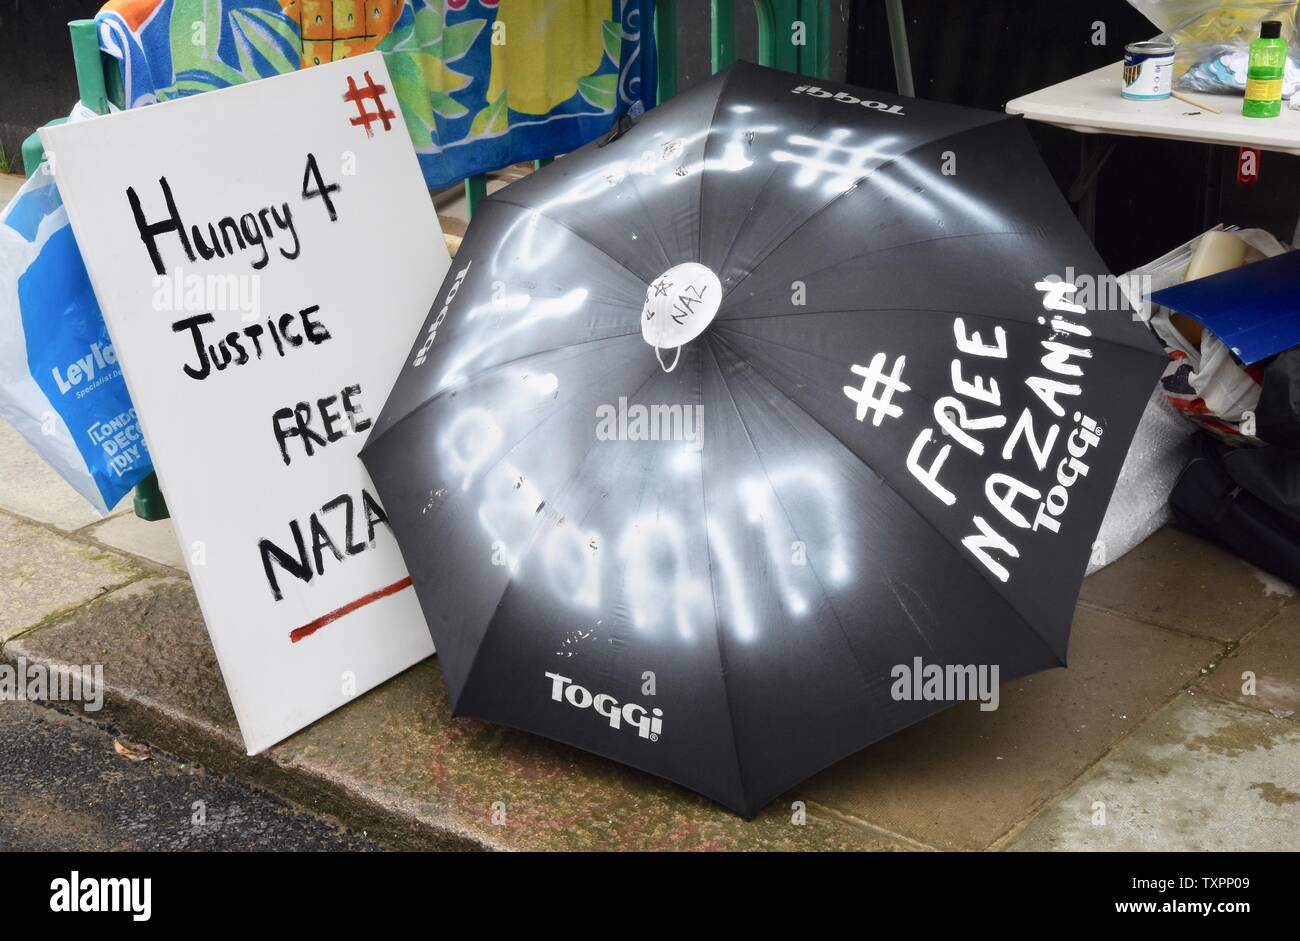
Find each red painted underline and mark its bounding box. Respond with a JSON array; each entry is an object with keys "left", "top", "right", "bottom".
[{"left": 288, "top": 576, "right": 413, "bottom": 644}]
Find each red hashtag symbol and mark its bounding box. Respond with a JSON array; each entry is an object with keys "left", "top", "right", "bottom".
[{"left": 343, "top": 71, "right": 395, "bottom": 137}]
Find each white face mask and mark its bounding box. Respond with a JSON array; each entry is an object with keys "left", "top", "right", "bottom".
[{"left": 641, "top": 262, "right": 723, "bottom": 372}]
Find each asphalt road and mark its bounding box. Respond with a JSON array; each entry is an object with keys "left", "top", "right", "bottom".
[{"left": 0, "top": 701, "right": 379, "bottom": 851}]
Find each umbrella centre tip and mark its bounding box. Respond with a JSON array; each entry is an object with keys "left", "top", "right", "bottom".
[{"left": 641, "top": 263, "right": 722, "bottom": 372}]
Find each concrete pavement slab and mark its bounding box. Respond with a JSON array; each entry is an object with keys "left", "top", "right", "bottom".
[
  {"left": 6, "top": 577, "right": 239, "bottom": 740},
  {"left": 800, "top": 605, "right": 1222, "bottom": 850},
  {"left": 0, "top": 512, "right": 141, "bottom": 643},
  {"left": 0, "top": 701, "right": 377, "bottom": 851},
  {"left": 1079, "top": 527, "right": 1292, "bottom": 642},
  {"left": 0, "top": 420, "right": 125, "bottom": 531},
  {"left": 8, "top": 576, "right": 916, "bottom": 851},
  {"left": 7, "top": 522, "right": 1284, "bottom": 851},
  {"left": 1200, "top": 601, "right": 1300, "bottom": 724},
  {"left": 1006, "top": 693, "right": 1300, "bottom": 851},
  {"left": 87, "top": 514, "right": 185, "bottom": 570},
  {"left": 273, "top": 660, "right": 919, "bottom": 851}
]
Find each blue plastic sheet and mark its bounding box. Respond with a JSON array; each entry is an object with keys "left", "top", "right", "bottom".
[{"left": 1151, "top": 251, "right": 1300, "bottom": 366}]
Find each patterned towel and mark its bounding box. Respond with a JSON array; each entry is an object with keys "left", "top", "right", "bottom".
[{"left": 95, "top": 0, "right": 658, "bottom": 189}]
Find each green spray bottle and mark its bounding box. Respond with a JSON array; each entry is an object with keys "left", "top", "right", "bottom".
[{"left": 1243, "top": 20, "right": 1287, "bottom": 118}]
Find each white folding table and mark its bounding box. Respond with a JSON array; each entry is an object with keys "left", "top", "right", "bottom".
[{"left": 1006, "top": 61, "right": 1300, "bottom": 242}]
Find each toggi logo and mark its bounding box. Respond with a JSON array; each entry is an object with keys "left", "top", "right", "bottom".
[
  {"left": 791, "top": 84, "right": 905, "bottom": 115},
  {"left": 413, "top": 260, "right": 472, "bottom": 366},
  {"left": 546, "top": 672, "right": 663, "bottom": 741}
]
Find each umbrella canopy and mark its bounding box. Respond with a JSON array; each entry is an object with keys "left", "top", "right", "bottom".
[{"left": 361, "top": 62, "right": 1166, "bottom": 817}]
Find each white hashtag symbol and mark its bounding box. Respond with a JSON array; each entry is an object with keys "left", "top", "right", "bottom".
[{"left": 844, "top": 353, "right": 910, "bottom": 425}]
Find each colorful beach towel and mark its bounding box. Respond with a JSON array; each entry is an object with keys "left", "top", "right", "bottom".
[{"left": 95, "top": 0, "right": 658, "bottom": 189}]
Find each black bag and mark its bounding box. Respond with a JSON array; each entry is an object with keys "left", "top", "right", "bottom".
[
  {"left": 1222, "top": 445, "right": 1300, "bottom": 531},
  {"left": 1257, "top": 348, "right": 1300, "bottom": 450},
  {"left": 1171, "top": 433, "right": 1300, "bottom": 586}
]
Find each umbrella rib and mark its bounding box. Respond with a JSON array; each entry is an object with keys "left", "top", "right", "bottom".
[
  {"left": 615, "top": 152, "right": 682, "bottom": 275},
  {"left": 720, "top": 117, "right": 1015, "bottom": 306},
  {"left": 707, "top": 328, "right": 1067, "bottom": 666},
  {"left": 719, "top": 255, "right": 1164, "bottom": 360},
  {"left": 716, "top": 303, "right": 1156, "bottom": 364},
  {"left": 717, "top": 229, "right": 1042, "bottom": 320},
  {"left": 692, "top": 344, "right": 756, "bottom": 808},
  {"left": 443, "top": 355, "right": 669, "bottom": 713},
  {"left": 695, "top": 65, "right": 742, "bottom": 265},
  {"left": 716, "top": 304, "right": 1055, "bottom": 347},
  {"left": 702, "top": 337, "right": 883, "bottom": 720},
  {"left": 384, "top": 330, "right": 645, "bottom": 431},
  {"left": 718, "top": 304, "right": 1164, "bottom": 385},
  {"left": 713, "top": 316, "right": 951, "bottom": 416},
  {"left": 712, "top": 322, "right": 964, "bottom": 461},
  {"left": 719, "top": 303, "right": 1022, "bottom": 330},
  {"left": 489, "top": 194, "right": 652, "bottom": 288}
]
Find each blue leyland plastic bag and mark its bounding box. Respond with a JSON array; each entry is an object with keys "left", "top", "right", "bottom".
[{"left": 0, "top": 159, "right": 153, "bottom": 513}]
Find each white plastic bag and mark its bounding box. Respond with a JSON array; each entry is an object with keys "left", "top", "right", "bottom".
[
  {"left": 1136, "top": 226, "right": 1286, "bottom": 444},
  {"left": 1178, "top": 42, "right": 1300, "bottom": 96},
  {"left": 1128, "top": 1, "right": 1299, "bottom": 92},
  {"left": 0, "top": 118, "right": 153, "bottom": 513},
  {"left": 1129, "top": 0, "right": 1297, "bottom": 33},
  {"left": 1088, "top": 385, "right": 1195, "bottom": 574}
]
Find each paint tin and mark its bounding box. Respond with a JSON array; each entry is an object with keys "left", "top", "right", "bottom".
[{"left": 1122, "top": 41, "right": 1176, "bottom": 100}]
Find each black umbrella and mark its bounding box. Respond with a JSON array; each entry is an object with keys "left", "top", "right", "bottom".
[{"left": 361, "top": 62, "right": 1165, "bottom": 817}]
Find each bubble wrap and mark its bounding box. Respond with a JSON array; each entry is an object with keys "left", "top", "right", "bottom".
[{"left": 1088, "top": 382, "right": 1196, "bottom": 574}]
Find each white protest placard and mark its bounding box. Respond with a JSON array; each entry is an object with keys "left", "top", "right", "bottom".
[{"left": 42, "top": 52, "right": 448, "bottom": 753}]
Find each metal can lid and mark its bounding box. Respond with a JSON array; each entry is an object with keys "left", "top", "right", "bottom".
[{"left": 1126, "top": 40, "right": 1176, "bottom": 56}]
